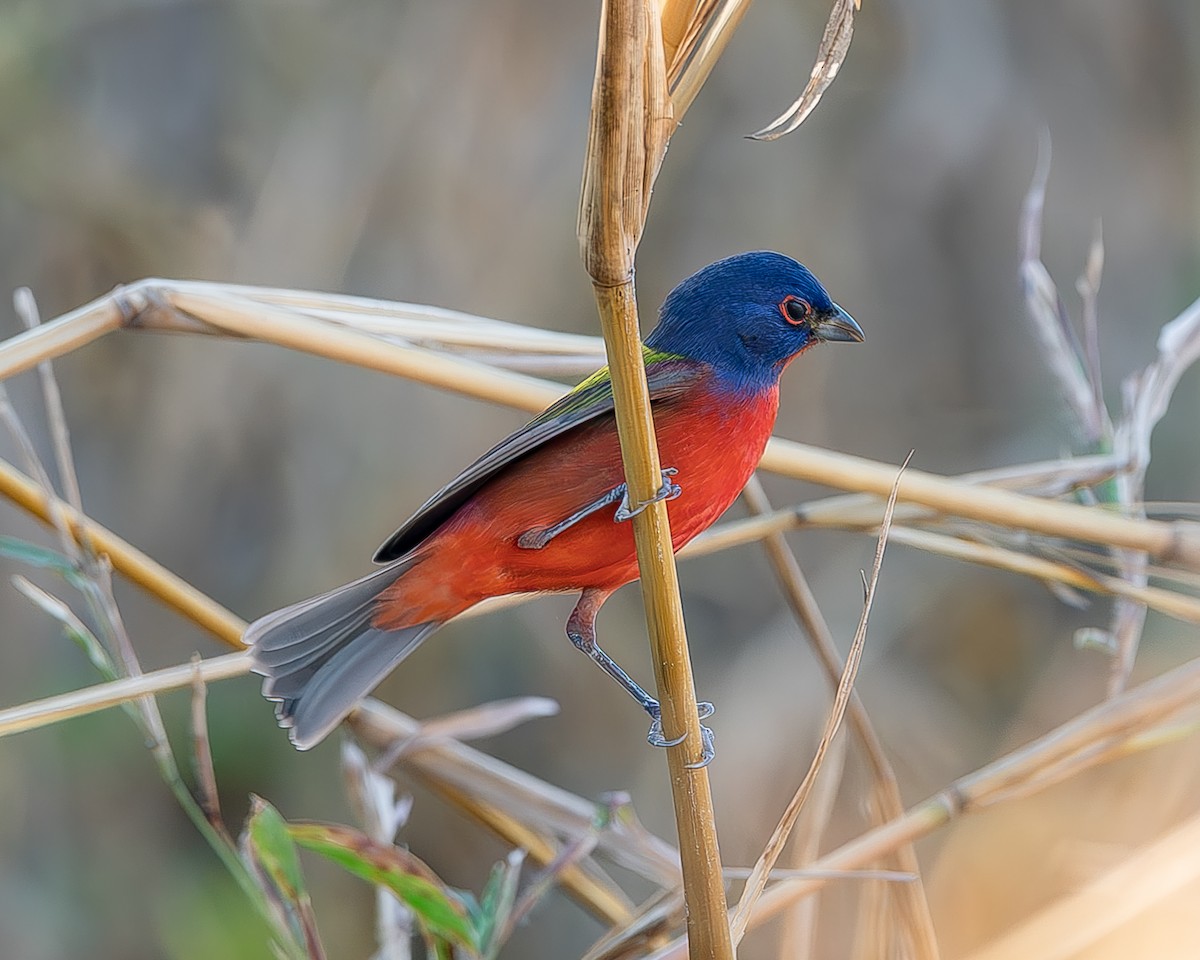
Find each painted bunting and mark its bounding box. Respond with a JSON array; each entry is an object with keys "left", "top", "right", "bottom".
[{"left": 248, "top": 251, "right": 862, "bottom": 760}]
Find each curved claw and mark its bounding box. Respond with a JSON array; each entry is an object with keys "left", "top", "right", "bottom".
[
  {"left": 647, "top": 719, "right": 688, "bottom": 748},
  {"left": 645, "top": 700, "right": 718, "bottom": 765},
  {"left": 615, "top": 467, "right": 682, "bottom": 523}
]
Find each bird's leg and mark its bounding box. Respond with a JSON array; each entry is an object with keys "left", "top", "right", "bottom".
[
  {"left": 516, "top": 468, "right": 681, "bottom": 550},
  {"left": 516, "top": 486, "right": 626, "bottom": 550},
  {"left": 566, "top": 588, "right": 715, "bottom": 767},
  {"left": 614, "top": 467, "right": 682, "bottom": 522}
]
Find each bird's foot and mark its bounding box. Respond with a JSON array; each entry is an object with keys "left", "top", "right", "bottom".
[
  {"left": 614, "top": 468, "right": 682, "bottom": 522},
  {"left": 646, "top": 699, "right": 716, "bottom": 768}
]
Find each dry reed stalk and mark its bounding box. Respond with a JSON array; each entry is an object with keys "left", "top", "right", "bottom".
[
  {"left": 0, "top": 457, "right": 246, "bottom": 645},
  {"left": 578, "top": 1, "right": 732, "bottom": 956},
  {"left": 416, "top": 777, "right": 636, "bottom": 927},
  {"left": 740, "top": 477, "right": 939, "bottom": 960},
  {"left": 684, "top": 501, "right": 1200, "bottom": 625},
  {"left": 0, "top": 650, "right": 252, "bottom": 738},
  {"left": 352, "top": 698, "right": 683, "bottom": 885},
  {"left": 758, "top": 440, "right": 1200, "bottom": 564},
  {"left": 5, "top": 286, "right": 1200, "bottom": 572},
  {"left": 960, "top": 807, "right": 1200, "bottom": 960}
]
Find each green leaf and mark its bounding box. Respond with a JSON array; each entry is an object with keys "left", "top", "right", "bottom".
[
  {"left": 288, "top": 821, "right": 478, "bottom": 954},
  {"left": 246, "top": 797, "right": 307, "bottom": 902},
  {"left": 242, "top": 797, "right": 324, "bottom": 959}
]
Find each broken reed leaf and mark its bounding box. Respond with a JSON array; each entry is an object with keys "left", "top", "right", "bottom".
[
  {"left": 342, "top": 740, "right": 411, "bottom": 844},
  {"left": 749, "top": 0, "right": 857, "bottom": 141},
  {"left": 660, "top": 0, "right": 706, "bottom": 74},
  {"left": 416, "top": 696, "right": 560, "bottom": 743},
  {"left": 666, "top": 0, "right": 756, "bottom": 120},
  {"left": 288, "top": 820, "right": 477, "bottom": 954}
]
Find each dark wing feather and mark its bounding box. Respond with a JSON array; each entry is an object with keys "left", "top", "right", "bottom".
[{"left": 372, "top": 356, "right": 704, "bottom": 562}]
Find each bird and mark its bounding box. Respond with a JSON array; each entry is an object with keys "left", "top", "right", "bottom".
[{"left": 247, "top": 251, "right": 863, "bottom": 762}]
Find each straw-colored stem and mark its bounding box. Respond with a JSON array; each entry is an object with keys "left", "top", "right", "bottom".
[
  {"left": 731, "top": 464, "right": 903, "bottom": 946},
  {"left": 4, "top": 292, "right": 1198, "bottom": 567},
  {"left": 579, "top": 0, "right": 731, "bottom": 954},
  {"left": 416, "top": 777, "right": 635, "bottom": 927},
  {"left": 0, "top": 651, "right": 252, "bottom": 738},
  {"left": 758, "top": 440, "right": 1200, "bottom": 564},
  {"left": 684, "top": 508, "right": 1200, "bottom": 624},
  {"left": 352, "top": 699, "right": 683, "bottom": 885},
  {"left": 0, "top": 292, "right": 125, "bottom": 381},
  {"left": 0, "top": 456, "right": 246, "bottom": 647},
  {"left": 0, "top": 647, "right": 676, "bottom": 915},
  {"left": 718, "top": 509, "right": 1200, "bottom": 623},
  {"left": 885, "top": 526, "right": 1200, "bottom": 622},
  {"left": 166, "top": 289, "right": 561, "bottom": 413},
  {"left": 593, "top": 280, "right": 732, "bottom": 957}
]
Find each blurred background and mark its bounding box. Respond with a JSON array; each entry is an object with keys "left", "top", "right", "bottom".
[{"left": 1, "top": 1, "right": 1199, "bottom": 957}]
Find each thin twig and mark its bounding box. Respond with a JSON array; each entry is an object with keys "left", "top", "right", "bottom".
[{"left": 190, "top": 655, "right": 232, "bottom": 844}]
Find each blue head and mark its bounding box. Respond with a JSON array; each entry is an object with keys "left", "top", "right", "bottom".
[{"left": 645, "top": 251, "right": 863, "bottom": 391}]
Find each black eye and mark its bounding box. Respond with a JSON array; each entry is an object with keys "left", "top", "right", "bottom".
[{"left": 781, "top": 296, "right": 812, "bottom": 325}]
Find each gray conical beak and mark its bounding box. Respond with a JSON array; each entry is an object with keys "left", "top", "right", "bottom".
[{"left": 816, "top": 304, "right": 864, "bottom": 343}]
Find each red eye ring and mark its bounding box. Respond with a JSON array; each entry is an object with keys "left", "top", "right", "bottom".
[{"left": 780, "top": 295, "right": 812, "bottom": 325}]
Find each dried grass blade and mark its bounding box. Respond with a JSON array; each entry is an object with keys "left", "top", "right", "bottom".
[
  {"left": 372, "top": 696, "right": 559, "bottom": 771},
  {"left": 740, "top": 475, "right": 939, "bottom": 960},
  {"left": 780, "top": 731, "right": 847, "bottom": 959},
  {"left": 749, "top": 0, "right": 857, "bottom": 141},
  {"left": 730, "top": 454, "right": 908, "bottom": 945}
]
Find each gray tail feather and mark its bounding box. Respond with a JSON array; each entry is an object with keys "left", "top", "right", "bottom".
[{"left": 246, "top": 559, "right": 440, "bottom": 750}]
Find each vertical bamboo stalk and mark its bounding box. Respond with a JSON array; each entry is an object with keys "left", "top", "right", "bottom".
[{"left": 579, "top": 2, "right": 733, "bottom": 957}]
